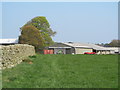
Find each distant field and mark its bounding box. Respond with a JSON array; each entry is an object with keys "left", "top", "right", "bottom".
[{"left": 2, "top": 54, "right": 118, "bottom": 88}]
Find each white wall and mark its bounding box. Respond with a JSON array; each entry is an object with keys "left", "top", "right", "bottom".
[{"left": 75, "top": 48, "right": 93, "bottom": 54}]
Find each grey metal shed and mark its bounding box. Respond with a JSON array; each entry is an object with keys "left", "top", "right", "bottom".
[{"left": 48, "top": 43, "right": 75, "bottom": 54}]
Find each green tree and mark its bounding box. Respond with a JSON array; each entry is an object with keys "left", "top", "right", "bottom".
[
  {"left": 21, "top": 16, "right": 56, "bottom": 46},
  {"left": 19, "top": 25, "right": 45, "bottom": 51},
  {"left": 109, "top": 39, "right": 120, "bottom": 47}
]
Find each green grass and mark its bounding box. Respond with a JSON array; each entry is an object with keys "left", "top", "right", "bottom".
[{"left": 2, "top": 54, "right": 118, "bottom": 88}]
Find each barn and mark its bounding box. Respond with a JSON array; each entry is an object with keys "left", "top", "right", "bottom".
[
  {"left": 48, "top": 42, "right": 93, "bottom": 54},
  {"left": 48, "top": 42, "right": 113, "bottom": 54},
  {"left": 64, "top": 42, "right": 93, "bottom": 54},
  {"left": 48, "top": 43, "right": 74, "bottom": 54},
  {"left": 64, "top": 42, "right": 112, "bottom": 54},
  {"left": 0, "top": 38, "right": 18, "bottom": 45},
  {"left": 105, "top": 47, "right": 120, "bottom": 54}
]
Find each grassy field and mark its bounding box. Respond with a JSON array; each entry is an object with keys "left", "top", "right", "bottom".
[{"left": 2, "top": 54, "right": 118, "bottom": 88}]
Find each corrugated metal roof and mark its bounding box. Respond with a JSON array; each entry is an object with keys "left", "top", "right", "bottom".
[
  {"left": 49, "top": 43, "right": 71, "bottom": 48},
  {"left": 63, "top": 42, "right": 111, "bottom": 50},
  {"left": 0, "top": 38, "right": 18, "bottom": 44}
]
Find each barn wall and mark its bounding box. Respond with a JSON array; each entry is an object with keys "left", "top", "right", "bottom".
[
  {"left": 75, "top": 48, "right": 93, "bottom": 54},
  {"left": 96, "top": 50, "right": 111, "bottom": 54},
  {"left": 71, "top": 48, "right": 75, "bottom": 54},
  {"left": 0, "top": 44, "right": 35, "bottom": 69},
  {"left": 54, "top": 48, "right": 66, "bottom": 54}
]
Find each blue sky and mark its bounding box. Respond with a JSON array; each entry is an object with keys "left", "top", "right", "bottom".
[{"left": 1, "top": 2, "right": 118, "bottom": 43}]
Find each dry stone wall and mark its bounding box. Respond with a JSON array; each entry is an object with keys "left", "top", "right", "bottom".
[{"left": 0, "top": 44, "right": 35, "bottom": 69}]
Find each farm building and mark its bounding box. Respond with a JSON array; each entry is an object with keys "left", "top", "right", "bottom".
[
  {"left": 48, "top": 43, "right": 74, "bottom": 54},
  {"left": 64, "top": 42, "right": 113, "bottom": 54},
  {"left": 0, "top": 38, "right": 18, "bottom": 45},
  {"left": 105, "top": 47, "right": 120, "bottom": 54},
  {"left": 48, "top": 42, "right": 115, "bottom": 54}
]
